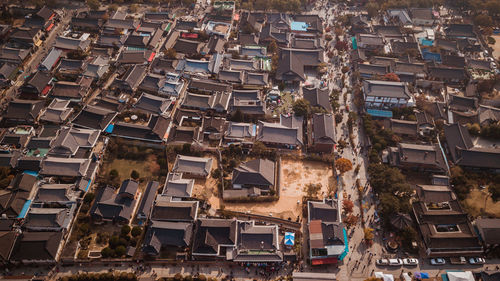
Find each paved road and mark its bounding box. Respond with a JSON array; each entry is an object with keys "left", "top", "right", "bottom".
[{"left": 305, "top": 2, "right": 500, "bottom": 280}]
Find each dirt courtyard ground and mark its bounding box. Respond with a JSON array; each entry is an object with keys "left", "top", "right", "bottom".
[
  {"left": 103, "top": 158, "right": 156, "bottom": 184},
  {"left": 193, "top": 177, "right": 219, "bottom": 208},
  {"left": 464, "top": 188, "right": 500, "bottom": 218},
  {"left": 189, "top": 156, "right": 220, "bottom": 210},
  {"left": 223, "top": 159, "right": 335, "bottom": 220}
]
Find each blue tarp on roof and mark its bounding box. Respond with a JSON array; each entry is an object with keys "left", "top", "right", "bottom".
[
  {"left": 85, "top": 179, "right": 92, "bottom": 192},
  {"left": 105, "top": 124, "right": 114, "bottom": 133},
  {"left": 367, "top": 109, "right": 393, "bottom": 118},
  {"left": 422, "top": 50, "right": 441, "bottom": 62},
  {"left": 415, "top": 272, "right": 430, "bottom": 279},
  {"left": 23, "top": 171, "right": 38, "bottom": 177},
  {"left": 419, "top": 38, "right": 434, "bottom": 46},
  {"left": 250, "top": 124, "right": 257, "bottom": 136},
  {"left": 284, "top": 232, "right": 295, "bottom": 246},
  {"left": 291, "top": 21, "right": 308, "bottom": 31},
  {"left": 338, "top": 227, "right": 349, "bottom": 261},
  {"left": 17, "top": 200, "right": 32, "bottom": 219}
]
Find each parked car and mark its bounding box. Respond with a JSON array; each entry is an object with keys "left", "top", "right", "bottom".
[
  {"left": 376, "top": 259, "right": 389, "bottom": 266},
  {"left": 469, "top": 257, "right": 486, "bottom": 265},
  {"left": 403, "top": 258, "right": 419, "bottom": 266},
  {"left": 430, "top": 258, "right": 446, "bottom": 265},
  {"left": 388, "top": 259, "right": 403, "bottom": 266},
  {"left": 450, "top": 257, "right": 467, "bottom": 265}
]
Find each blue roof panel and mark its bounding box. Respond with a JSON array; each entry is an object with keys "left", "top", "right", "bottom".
[
  {"left": 367, "top": 109, "right": 393, "bottom": 118},
  {"left": 105, "top": 124, "right": 114, "bottom": 133},
  {"left": 291, "top": 21, "right": 308, "bottom": 31},
  {"left": 17, "top": 200, "right": 32, "bottom": 219}
]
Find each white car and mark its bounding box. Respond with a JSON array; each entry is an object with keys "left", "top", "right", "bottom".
[
  {"left": 469, "top": 257, "right": 486, "bottom": 265},
  {"left": 430, "top": 258, "right": 446, "bottom": 265},
  {"left": 376, "top": 259, "right": 389, "bottom": 266},
  {"left": 403, "top": 258, "right": 419, "bottom": 266},
  {"left": 388, "top": 259, "right": 403, "bottom": 266}
]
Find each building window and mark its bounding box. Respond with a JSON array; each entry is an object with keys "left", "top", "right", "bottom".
[
  {"left": 435, "top": 224, "right": 460, "bottom": 233},
  {"left": 311, "top": 248, "right": 328, "bottom": 257},
  {"left": 426, "top": 202, "right": 451, "bottom": 210}
]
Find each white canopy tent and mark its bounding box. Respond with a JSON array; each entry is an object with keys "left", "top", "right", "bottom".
[
  {"left": 375, "top": 272, "right": 395, "bottom": 281},
  {"left": 447, "top": 271, "right": 475, "bottom": 281},
  {"left": 402, "top": 273, "right": 412, "bottom": 281}
]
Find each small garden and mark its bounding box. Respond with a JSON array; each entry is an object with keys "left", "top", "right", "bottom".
[
  {"left": 99, "top": 225, "right": 143, "bottom": 258},
  {"left": 292, "top": 98, "right": 329, "bottom": 118},
  {"left": 452, "top": 166, "right": 500, "bottom": 218},
  {"left": 165, "top": 143, "right": 204, "bottom": 160},
  {"left": 71, "top": 192, "right": 95, "bottom": 259},
  {"left": 467, "top": 122, "right": 500, "bottom": 139},
  {"left": 99, "top": 138, "right": 168, "bottom": 187},
  {"left": 72, "top": 190, "right": 144, "bottom": 259}
]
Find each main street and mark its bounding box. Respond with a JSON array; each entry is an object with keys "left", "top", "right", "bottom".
[
  {"left": 305, "top": 4, "right": 383, "bottom": 279},
  {"left": 309, "top": 2, "right": 500, "bottom": 280}
]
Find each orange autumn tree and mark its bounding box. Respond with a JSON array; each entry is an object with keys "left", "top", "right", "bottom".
[
  {"left": 383, "top": 72, "right": 400, "bottom": 82},
  {"left": 335, "top": 158, "right": 353, "bottom": 175},
  {"left": 344, "top": 214, "right": 358, "bottom": 228},
  {"left": 343, "top": 199, "right": 354, "bottom": 214}
]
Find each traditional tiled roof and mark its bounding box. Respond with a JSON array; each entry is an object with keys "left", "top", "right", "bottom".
[{"left": 232, "top": 159, "right": 275, "bottom": 187}]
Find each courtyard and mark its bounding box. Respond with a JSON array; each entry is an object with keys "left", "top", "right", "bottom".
[
  {"left": 223, "top": 159, "right": 335, "bottom": 220},
  {"left": 465, "top": 188, "right": 500, "bottom": 218}
]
